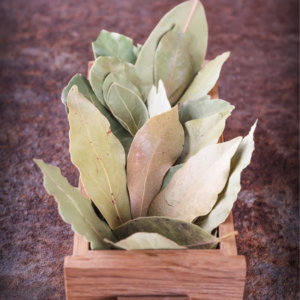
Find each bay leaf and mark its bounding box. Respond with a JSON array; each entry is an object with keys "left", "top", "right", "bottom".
[
  {"left": 195, "top": 121, "right": 257, "bottom": 233},
  {"left": 105, "top": 232, "right": 186, "bottom": 250},
  {"left": 147, "top": 80, "right": 171, "bottom": 118},
  {"left": 148, "top": 137, "right": 242, "bottom": 222},
  {"left": 154, "top": 25, "right": 192, "bottom": 105},
  {"left": 179, "top": 52, "right": 230, "bottom": 104},
  {"left": 107, "top": 83, "right": 149, "bottom": 136},
  {"left": 179, "top": 98, "right": 234, "bottom": 124},
  {"left": 133, "top": 43, "right": 143, "bottom": 60},
  {"left": 103, "top": 72, "right": 142, "bottom": 104},
  {"left": 127, "top": 107, "right": 184, "bottom": 218},
  {"left": 68, "top": 86, "right": 131, "bottom": 230},
  {"left": 160, "top": 164, "right": 184, "bottom": 192},
  {"left": 89, "top": 56, "right": 124, "bottom": 107},
  {"left": 113, "top": 216, "right": 219, "bottom": 249},
  {"left": 33, "top": 159, "right": 116, "bottom": 250},
  {"left": 177, "top": 110, "right": 231, "bottom": 164},
  {"left": 92, "top": 30, "right": 137, "bottom": 64},
  {"left": 61, "top": 75, "right": 133, "bottom": 154},
  {"left": 135, "top": 0, "right": 208, "bottom": 95},
  {"left": 61, "top": 74, "right": 102, "bottom": 114}
]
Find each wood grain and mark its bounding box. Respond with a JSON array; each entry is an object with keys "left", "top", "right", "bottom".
[
  {"left": 64, "top": 250, "right": 246, "bottom": 300},
  {"left": 118, "top": 297, "right": 189, "bottom": 300}
]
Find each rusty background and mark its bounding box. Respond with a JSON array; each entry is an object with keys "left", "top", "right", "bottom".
[{"left": 0, "top": 0, "right": 299, "bottom": 299}]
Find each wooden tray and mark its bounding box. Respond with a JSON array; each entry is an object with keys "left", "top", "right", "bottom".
[{"left": 64, "top": 62, "right": 246, "bottom": 300}]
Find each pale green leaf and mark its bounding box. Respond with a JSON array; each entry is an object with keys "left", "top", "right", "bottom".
[
  {"left": 154, "top": 25, "right": 192, "bottom": 105},
  {"left": 160, "top": 164, "right": 184, "bottom": 192},
  {"left": 148, "top": 137, "right": 242, "bottom": 222},
  {"left": 103, "top": 73, "right": 142, "bottom": 104},
  {"left": 147, "top": 80, "right": 171, "bottom": 118},
  {"left": 89, "top": 56, "right": 124, "bottom": 107},
  {"left": 61, "top": 74, "right": 102, "bottom": 114},
  {"left": 113, "top": 216, "right": 219, "bottom": 249},
  {"left": 107, "top": 83, "right": 149, "bottom": 136},
  {"left": 133, "top": 44, "right": 142, "bottom": 60},
  {"left": 127, "top": 107, "right": 184, "bottom": 218},
  {"left": 195, "top": 121, "right": 257, "bottom": 232},
  {"left": 135, "top": 0, "right": 208, "bottom": 95},
  {"left": 62, "top": 76, "right": 133, "bottom": 154},
  {"left": 33, "top": 159, "right": 116, "bottom": 250},
  {"left": 179, "top": 98, "right": 234, "bottom": 124},
  {"left": 105, "top": 232, "right": 186, "bottom": 250},
  {"left": 92, "top": 30, "right": 137, "bottom": 64},
  {"left": 68, "top": 86, "right": 131, "bottom": 230},
  {"left": 177, "top": 110, "right": 231, "bottom": 164},
  {"left": 90, "top": 56, "right": 147, "bottom": 107},
  {"left": 179, "top": 52, "right": 230, "bottom": 104}
]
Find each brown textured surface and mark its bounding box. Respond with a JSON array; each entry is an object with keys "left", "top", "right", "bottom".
[{"left": 0, "top": 0, "right": 298, "bottom": 299}]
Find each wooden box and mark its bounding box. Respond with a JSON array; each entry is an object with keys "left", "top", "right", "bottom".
[{"left": 64, "top": 63, "right": 247, "bottom": 300}]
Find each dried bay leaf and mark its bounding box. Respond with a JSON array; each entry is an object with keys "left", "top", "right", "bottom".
[
  {"left": 105, "top": 232, "right": 186, "bottom": 250},
  {"left": 154, "top": 25, "right": 192, "bottom": 105},
  {"left": 107, "top": 83, "right": 149, "bottom": 136},
  {"left": 113, "top": 217, "right": 219, "bottom": 249},
  {"left": 179, "top": 52, "right": 230, "bottom": 104},
  {"left": 90, "top": 56, "right": 147, "bottom": 107},
  {"left": 33, "top": 159, "right": 116, "bottom": 250},
  {"left": 133, "top": 44, "right": 143, "bottom": 60},
  {"left": 160, "top": 164, "right": 184, "bottom": 192},
  {"left": 179, "top": 98, "right": 234, "bottom": 124},
  {"left": 136, "top": 0, "right": 208, "bottom": 95},
  {"left": 90, "top": 56, "right": 124, "bottom": 107},
  {"left": 61, "top": 74, "right": 102, "bottom": 114},
  {"left": 148, "top": 137, "right": 242, "bottom": 222},
  {"left": 177, "top": 110, "right": 232, "bottom": 164},
  {"left": 195, "top": 121, "right": 257, "bottom": 232},
  {"left": 61, "top": 75, "right": 133, "bottom": 154},
  {"left": 127, "top": 107, "right": 184, "bottom": 218},
  {"left": 68, "top": 86, "right": 131, "bottom": 230},
  {"left": 147, "top": 80, "right": 171, "bottom": 118},
  {"left": 92, "top": 30, "right": 137, "bottom": 64},
  {"left": 103, "top": 73, "right": 142, "bottom": 104}
]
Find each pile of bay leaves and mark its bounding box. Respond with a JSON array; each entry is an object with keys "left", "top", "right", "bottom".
[{"left": 34, "top": 0, "right": 256, "bottom": 250}]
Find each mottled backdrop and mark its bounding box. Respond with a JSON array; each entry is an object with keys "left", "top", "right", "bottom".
[{"left": 0, "top": 0, "right": 298, "bottom": 299}]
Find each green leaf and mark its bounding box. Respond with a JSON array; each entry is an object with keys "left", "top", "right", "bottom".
[
  {"left": 89, "top": 56, "right": 124, "bottom": 107},
  {"left": 135, "top": 0, "right": 208, "bottom": 95},
  {"left": 133, "top": 44, "right": 143, "bottom": 60},
  {"left": 107, "top": 83, "right": 149, "bottom": 136},
  {"left": 105, "top": 232, "right": 186, "bottom": 250},
  {"left": 127, "top": 107, "right": 184, "bottom": 218},
  {"left": 179, "top": 52, "right": 230, "bottom": 104},
  {"left": 195, "top": 121, "right": 257, "bottom": 232},
  {"left": 148, "top": 137, "right": 242, "bottom": 222},
  {"left": 103, "top": 73, "right": 142, "bottom": 104},
  {"left": 33, "top": 159, "right": 116, "bottom": 250},
  {"left": 154, "top": 25, "right": 192, "bottom": 105},
  {"left": 68, "top": 86, "right": 131, "bottom": 230},
  {"left": 160, "top": 164, "right": 184, "bottom": 192},
  {"left": 92, "top": 30, "right": 137, "bottom": 64},
  {"left": 61, "top": 74, "right": 102, "bottom": 114},
  {"left": 61, "top": 75, "right": 133, "bottom": 155},
  {"left": 90, "top": 56, "right": 147, "bottom": 107},
  {"left": 177, "top": 110, "right": 232, "bottom": 164},
  {"left": 147, "top": 80, "right": 171, "bottom": 118},
  {"left": 113, "top": 216, "right": 219, "bottom": 249},
  {"left": 179, "top": 98, "right": 234, "bottom": 124}
]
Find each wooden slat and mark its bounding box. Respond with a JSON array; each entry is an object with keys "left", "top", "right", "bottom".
[
  {"left": 73, "top": 233, "right": 89, "bottom": 256},
  {"left": 219, "top": 212, "right": 238, "bottom": 256},
  {"left": 65, "top": 250, "right": 246, "bottom": 300},
  {"left": 118, "top": 297, "right": 189, "bottom": 300}
]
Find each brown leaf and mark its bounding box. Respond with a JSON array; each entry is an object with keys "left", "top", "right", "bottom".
[{"left": 127, "top": 106, "right": 184, "bottom": 218}]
